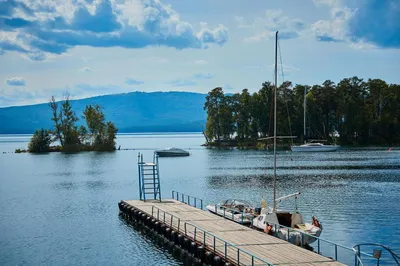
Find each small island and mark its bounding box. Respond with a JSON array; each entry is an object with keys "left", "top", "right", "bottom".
[
  {"left": 203, "top": 77, "right": 400, "bottom": 148},
  {"left": 16, "top": 96, "right": 118, "bottom": 153}
]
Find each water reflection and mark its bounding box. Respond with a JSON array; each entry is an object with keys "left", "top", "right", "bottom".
[
  {"left": 52, "top": 181, "right": 77, "bottom": 190},
  {"left": 84, "top": 180, "right": 108, "bottom": 190}
]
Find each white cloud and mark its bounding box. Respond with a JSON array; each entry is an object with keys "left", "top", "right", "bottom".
[
  {"left": 0, "top": 0, "right": 229, "bottom": 61},
  {"left": 311, "top": 6, "right": 355, "bottom": 42},
  {"left": 313, "top": 0, "right": 342, "bottom": 7},
  {"left": 194, "top": 59, "right": 208, "bottom": 65},
  {"left": 311, "top": 0, "right": 399, "bottom": 49},
  {"left": 236, "top": 10, "right": 307, "bottom": 42},
  {"left": 192, "top": 73, "right": 213, "bottom": 79},
  {"left": 81, "top": 67, "right": 92, "bottom": 72}
]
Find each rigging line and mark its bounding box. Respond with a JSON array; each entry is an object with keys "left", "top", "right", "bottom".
[
  {"left": 278, "top": 39, "right": 294, "bottom": 145},
  {"left": 304, "top": 198, "right": 317, "bottom": 217}
]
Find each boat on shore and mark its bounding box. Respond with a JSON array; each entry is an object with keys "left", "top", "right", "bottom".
[{"left": 155, "top": 147, "right": 190, "bottom": 157}]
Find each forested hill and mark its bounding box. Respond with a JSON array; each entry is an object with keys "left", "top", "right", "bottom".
[{"left": 0, "top": 92, "right": 207, "bottom": 134}]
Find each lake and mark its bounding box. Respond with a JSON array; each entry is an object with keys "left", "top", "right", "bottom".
[{"left": 1, "top": 133, "right": 399, "bottom": 265}]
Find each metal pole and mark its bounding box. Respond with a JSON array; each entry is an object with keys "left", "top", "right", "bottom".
[
  {"left": 304, "top": 85, "right": 307, "bottom": 142},
  {"left": 273, "top": 30, "right": 278, "bottom": 211},
  {"left": 138, "top": 153, "right": 142, "bottom": 200}
]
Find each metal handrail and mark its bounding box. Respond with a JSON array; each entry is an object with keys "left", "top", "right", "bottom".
[
  {"left": 260, "top": 220, "right": 373, "bottom": 264},
  {"left": 172, "top": 190, "right": 203, "bottom": 209},
  {"left": 170, "top": 192, "right": 382, "bottom": 266},
  {"left": 352, "top": 243, "right": 400, "bottom": 266},
  {"left": 151, "top": 205, "right": 274, "bottom": 266}
]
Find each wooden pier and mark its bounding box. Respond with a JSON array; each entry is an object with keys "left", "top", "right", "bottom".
[{"left": 121, "top": 199, "right": 345, "bottom": 266}]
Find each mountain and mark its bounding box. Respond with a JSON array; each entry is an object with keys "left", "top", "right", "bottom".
[{"left": 0, "top": 91, "right": 208, "bottom": 134}]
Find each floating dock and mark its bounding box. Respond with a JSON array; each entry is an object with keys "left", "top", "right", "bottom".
[{"left": 118, "top": 198, "right": 345, "bottom": 266}]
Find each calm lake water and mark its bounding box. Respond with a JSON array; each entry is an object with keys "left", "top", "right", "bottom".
[{"left": 1, "top": 133, "right": 399, "bottom": 265}]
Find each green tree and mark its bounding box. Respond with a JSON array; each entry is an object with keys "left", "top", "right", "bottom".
[
  {"left": 336, "top": 77, "right": 367, "bottom": 145},
  {"left": 49, "top": 95, "right": 80, "bottom": 150},
  {"left": 83, "top": 104, "right": 118, "bottom": 151},
  {"left": 28, "top": 129, "right": 52, "bottom": 153},
  {"left": 49, "top": 96, "right": 63, "bottom": 147},
  {"left": 83, "top": 105, "right": 105, "bottom": 145},
  {"left": 204, "top": 87, "right": 225, "bottom": 141}
]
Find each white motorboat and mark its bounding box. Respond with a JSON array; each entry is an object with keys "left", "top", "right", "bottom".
[
  {"left": 291, "top": 141, "right": 339, "bottom": 152},
  {"left": 252, "top": 192, "right": 322, "bottom": 246},
  {"left": 206, "top": 199, "right": 257, "bottom": 225},
  {"left": 155, "top": 147, "right": 190, "bottom": 157}
]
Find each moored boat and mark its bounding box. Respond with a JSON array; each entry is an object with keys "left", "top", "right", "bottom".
[
  {"left": 206, "top": 199, "right": 257, "bottom": 225},
  {"left": 252, "top": 192, "right": 322, "bottom": 246},
  {"left": 291, "top": 141, "right": 339, "bottom": 152},
  {"left": 155, "top": 147, "right": 190, "bottom": 157}
]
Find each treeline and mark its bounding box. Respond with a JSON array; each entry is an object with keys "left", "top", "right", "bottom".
[
  {"left": 26, "top": 96, "right": 118, "bottom": 153},
  {"left": 204, "top": 77, "right": 400, "bottom": 146}
]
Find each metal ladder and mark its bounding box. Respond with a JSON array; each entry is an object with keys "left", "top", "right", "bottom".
[{"left": 138, "top": 152, "right": 161, "bottom": 201}]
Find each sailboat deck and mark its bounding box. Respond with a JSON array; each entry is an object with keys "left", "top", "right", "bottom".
[{"left": 123, "top": 199, "right": 345, "bottom": 266}]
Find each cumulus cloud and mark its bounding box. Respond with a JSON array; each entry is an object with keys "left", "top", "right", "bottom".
[
  {"left": 236, "top": 10, "right": 306, "bottom": 42},
  {"left": 166, "top": 79, "right": 197, "bottom": 87},
  {"left": 5, "top": 77, "right": 26, "bottom": 86},
  {"left": 165, "top": 72, "right": 213, "bottom": 87},
  {"left": 312, "top": 0, "right": 400, "bottom": 48},
  {"left": 192, "top": 73, "right": 213, "bottom": 79},
  {"left": 194, "top": 59, "right": 208, "bottom": 65},
  {"left": 125, "top": 78, "right": 144, "bottom": 85},
  {"left": 0, "top": 0, "right": 229, "bottom": 61},
  {"left": 81, "top": 67, "right": 92, "bottom": 72}
]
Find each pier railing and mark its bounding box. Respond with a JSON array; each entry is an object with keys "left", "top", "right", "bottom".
[
  {"left": 172, "top": 190, "right": 204, "bottom": 210},
  {"left": 169, "top": 191, "right": 387, "bottom": 266},
  {"left": 264, "top": 221, "right": 374, "bottom": 266},
  {"left": 172, "top": 191, "right": 253, "bottom": 224},
  {"left": 151, "top": 205, "right": 274, "bottom": 266}
]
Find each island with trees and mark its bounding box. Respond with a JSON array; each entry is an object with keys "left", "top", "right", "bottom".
[
  {"left": 18, "top": 96, "right": 118, "bottom": 153},
  {"left": 204, "top": 77, "right": 400, "bottom": 148}
]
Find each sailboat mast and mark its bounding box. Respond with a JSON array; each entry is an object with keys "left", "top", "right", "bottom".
[
  {"left": 304, "top": 86, "right": 307, "bottom": 142},
  {"left": 273, "top": 31, "right": 278, "bottom": 212}
]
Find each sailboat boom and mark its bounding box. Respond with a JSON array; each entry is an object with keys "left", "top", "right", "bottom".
[{"left": 275, "top": 192, "right": 301, "bottom": 204}]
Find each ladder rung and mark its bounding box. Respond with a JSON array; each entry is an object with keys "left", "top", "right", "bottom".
[
  {"left": 143, "top": 178, "right": 158, "bottom": 180},
  {"left": 144, "top": 192, "right": 159, "bottom": 194}
]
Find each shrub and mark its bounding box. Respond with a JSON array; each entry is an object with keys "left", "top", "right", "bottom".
[{"left": 28, "top": 129, "right": 52, "bottom": 153}]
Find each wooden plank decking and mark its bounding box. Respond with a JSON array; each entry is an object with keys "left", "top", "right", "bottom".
[{"left": 123, "top": 199, "right": 345, "bottom": 266}]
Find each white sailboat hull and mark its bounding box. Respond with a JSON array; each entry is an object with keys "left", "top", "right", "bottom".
[
  {"left": 291, "top": 145, "right": 338, "bottom": 152},
  {"left": 253, "top": 219, "right": 322, "bottom": 246},
  {"left": 274, "top": 225, "right": 322, "bottom": 245}
]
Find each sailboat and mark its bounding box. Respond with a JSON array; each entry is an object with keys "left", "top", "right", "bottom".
[
  {"left": 290, "top": 78, "right": 339, "bottom": 152},
  {"left": 251, "top": 31, "right": 323, "bottom": 246}
]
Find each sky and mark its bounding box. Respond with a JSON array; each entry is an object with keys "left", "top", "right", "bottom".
[{"left": 0, "top": 0, "right": 399, "bottom": 107}]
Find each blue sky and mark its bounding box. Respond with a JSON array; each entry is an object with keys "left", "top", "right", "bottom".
[{"left": 0, "top": 0, "right": 399, "bottom": 106}]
